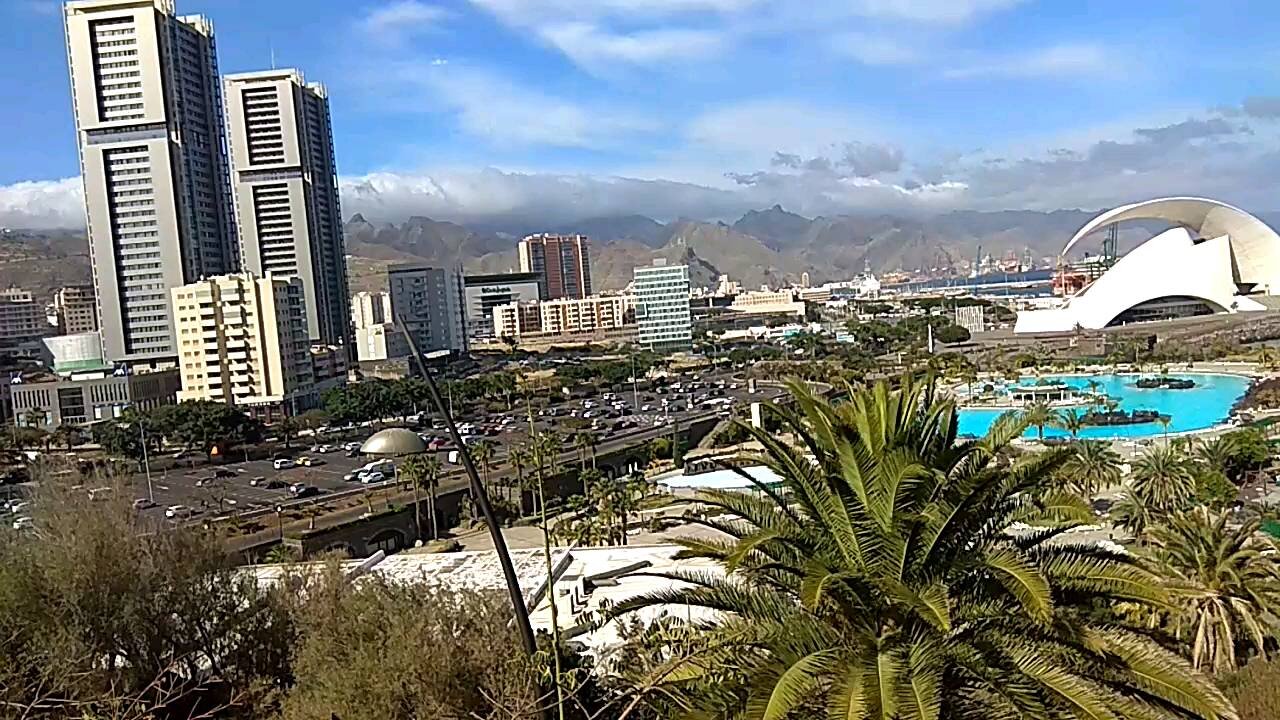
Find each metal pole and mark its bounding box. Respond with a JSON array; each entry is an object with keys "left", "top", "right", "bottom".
[
  {"left": 397, "top": 316, "right": 540, "bottom": 658},
  {"left": 140, "top": 419, "right": 154, "bottom": 503}
]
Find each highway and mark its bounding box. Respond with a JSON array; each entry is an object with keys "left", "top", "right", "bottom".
[{"left": 113, "top": 376, "right": 785, "bottom": 528}]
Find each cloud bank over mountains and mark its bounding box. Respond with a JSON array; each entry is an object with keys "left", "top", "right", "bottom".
[{"left": 5, "top": 96, "right": 1280, "bottom": 230}]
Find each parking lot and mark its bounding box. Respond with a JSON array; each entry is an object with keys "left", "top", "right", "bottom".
[{"left": 4, "top": 372, "right": 784, "bottom": 527}]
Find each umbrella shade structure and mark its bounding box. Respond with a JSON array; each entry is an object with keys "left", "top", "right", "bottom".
[{"left": 360, "top": 428, "right": 428, "bottom": 457}]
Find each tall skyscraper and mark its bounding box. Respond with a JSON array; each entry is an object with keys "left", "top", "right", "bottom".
[
  {"left": 387, "top": 264, "right": 467, "bottom": 355},
  {"left": 633, "top": 260, "right": 692, "bottom": 352},
  {"left": 224, "top": 69, "right": 351, "bottom": 348},
  {"left": 517, "top": 233, "right": 592, "bottom": 300},
  {"left": 171, "top": 273, "right": 313, "bottom": 414},
  {"left": 64, "top": 0, "right": 237, "bottom": 365}
]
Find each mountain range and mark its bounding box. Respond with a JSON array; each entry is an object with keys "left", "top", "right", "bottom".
[
  {"left": 7, "top": 204, "right": 1280, "bottom": 300},
  {"left": 342, "top": 205, "right": 1198, "bottom": 293}
]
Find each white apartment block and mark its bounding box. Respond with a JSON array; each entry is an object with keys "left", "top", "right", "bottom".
[
  {"left": 492, "top": 295, "right": 634, "bottom": 339},
  {"left": 351, "top": 291, "right": 392, "bottom": 329},
  {"left": 633, "top": 261, "right": 692, "bottom": 352},
  {"left": 64, "top": 0, "right": 238, "bottom": 364},
  {"left": 171, "top": 273, "right": 313, "bottom": 413},
  {"left": 728, "top": 289, "right": 806, "bottom": 316},
  {"left": 0, "top": 289, "right": 52, "bottom": 342},
  {"left": 224, "top": 69, "right": 350, "bottom": 348}
]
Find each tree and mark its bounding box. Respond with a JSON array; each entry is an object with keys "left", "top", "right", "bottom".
[
  {"left": 1021, "top": 400, "right": 1056, "bottom": 442},
  {"left": 472, "top": 439, "right": 496, "bottom": 497},
  {"left": 400, "top": 453, "right": 443, "bottom": 541},
  {"left": 1054, "top": 408, "right": 1086, "bottom": 440},
  {"left": 1058, "top": 440, "right": 1121, "bottom": 498},
  {"left": 277, "top": 415, "right": 300, "bottom": 449},
  {"left": 1132, "top": 444, "right": 1197, "bottom": 514},
  {"left": 610, "top": 377, "right": 1234, "bottom": 720},
  {"left": 1146, "top": 507, "right": 1280, "bottom": 673},
  {"left": 933, "top": 323, "right": 970, "bottom": 344},
  {"left": 51, "top": 423, "right": 81, "bottom": 451}
]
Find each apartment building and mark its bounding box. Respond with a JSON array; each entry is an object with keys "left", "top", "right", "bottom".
[
  {"left": 224, "top": 68, "right": 350, "bottom": 348},
  {"left": 517, "top": 234, "right": 592, "bottom": 300},
  {"left": 387, "top": 265, "right": 467, "bottom": 355},
  {"left": 633, "top": 261, "right": 692, "bottom": 352},
  {"left": 170, "top": 273, "right": 313, "bottom": 415},
  {"left": 52, "top": 285, "right": 98, "bottom": 334},
  {"left": 64, "top": 0, "right": 238, "bottom": 364},
  {"left": 463, "top": 272, "right": 540, "bottom": 341},
  {"left": 492, "top": 295, "right": 634, "bottom": 339},
  {"left": 0, "top": 289, "right": 52, "bottom": 343}
]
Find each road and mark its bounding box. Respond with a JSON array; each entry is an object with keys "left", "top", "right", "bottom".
[{"left": 116, "top": 377, "right": 786, "bottom": 527}]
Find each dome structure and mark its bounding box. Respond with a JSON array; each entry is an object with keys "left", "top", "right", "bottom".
[{"left": 1015, "top": 197, "right": 1280, "bottom": 334}]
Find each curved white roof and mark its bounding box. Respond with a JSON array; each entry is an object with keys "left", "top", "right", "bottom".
[{"left": 1061, "top": 196, "right": 1280, "bottom": 291}]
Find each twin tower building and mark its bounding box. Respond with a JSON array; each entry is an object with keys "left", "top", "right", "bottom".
[{"left": 63, "top": 0, "right": 350, "bottom": 368}]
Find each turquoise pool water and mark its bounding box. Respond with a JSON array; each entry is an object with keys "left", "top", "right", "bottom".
[{"left": 956, "top": 373, "right": 1253, "bottom": 440}]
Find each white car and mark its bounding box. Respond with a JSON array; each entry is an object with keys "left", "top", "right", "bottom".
[
  {"left": 360, "top": 471, "right": 386, "bottom": 484},
  {"left": 11, "top": 516, "right": 33, "bottom": 531},
  {"left": 165, "top": 505, "right": 193, "bottom": 519},
  {"left": 7, "top": 500, "right": 30, "bottom": 515},
  {"left": 273, "top": 458, "right": 296, "bottom": 470},
  {"left": 343, "top": 441, "right": 361, "bottom": 452}
]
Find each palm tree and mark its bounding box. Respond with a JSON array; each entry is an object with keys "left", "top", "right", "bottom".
[
  {"left": 1021, "top": 400, "right": 1055, "bottom": 442},
  {"left": 611, "top": 377, "right": 1234, "bottom": 720},
  {"left": 1158, "top": 414, "right": 1173, "bottom": 440},
  {"left": 51, "top": 423, "right": 80, "bottom": 451},
  {"left": 1059, "top": 440, "right": 1121, "bottom": 498},
  {"left": 399, "top": 454, "right": 442, "bottom": 542},
  {"left": 573, "top": 432, "right": 592, "bottom": 471},
  {"left": 1054, "top": 408, "right": 1086, "bottom": 440},
  {"left": 276, "top": 415, "right": 299, "bottom": 449},
  {"left": 1147, "top": 507, "right": 1280, "bottom": 673},
  {"left": 508, "top": 445, "right": 529, "bottom": 509},
  {"left": 1195, "top": 435, "right": 1236, "bottom": 475},
  {"left": 1132, "top": 444, "right": 1196, "bottom": 514},
  {"left": 472, "top": 439, "right": 495, "bottom": 496}
]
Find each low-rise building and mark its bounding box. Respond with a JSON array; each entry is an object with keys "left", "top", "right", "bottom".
[
  {"left": 171, "top": 274, "right": 314, "bottom": 417},
  {"left": 10, "top": 367, "right": 179, "bottom": 429},
  {"left": 463, "top": 272, "right": 541, "bottom": 341},
  {"left": 310, "top": 344, "right": 349, "bottom": 395},
  {"left": 727, "top": 289, "right": 805, "bottom": 316},
  {"left": 493, "top": 295, "right": 634, "bottom": 340}
]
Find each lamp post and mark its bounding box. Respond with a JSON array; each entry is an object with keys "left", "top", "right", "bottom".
[{"left": 391, "top": 319, "right": 541, "bottom": 661}]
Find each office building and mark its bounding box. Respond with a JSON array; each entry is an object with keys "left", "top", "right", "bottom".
[
  {"left": 517, "top": 234, "right": 592, "bottom": 300},
  {"left": 64, "top": 0, "right": 237, "bottom": 365},
  {"left": 728, "top": 289, "right": 806, "bottom": 317},
  {"left": 171, "top": 273, "right": 313, "bottom": 415},
  {"left": 0, "top": 289, "right": 53, "bottom": 343},
  {"left": 633, "top": 261, "right": 692, "bottom": 352},
  {"left": 11, "top": 367, "right": 178, "bottom": 429},
  {"left": 463, "top": 272, "right": 540, "bottom": 341},
  {"left": 224, "top": 68, "right": 350, "bottom": 347},
  {"left": 492, "top": 295, "right": 634, "bottom": 339},
  {"left": 52, "top": 285, "right": 98, "bottom": 335},
  {"left": 388, "top": 264, "right": 467, "bottom": 355}
]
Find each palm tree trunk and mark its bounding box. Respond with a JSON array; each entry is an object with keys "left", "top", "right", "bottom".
[
  {"left": 413, "top": 482, "right": 422, "bottom": 543},
  {"left": 428, "top": 485, "right": 438, "bottom": 540}
]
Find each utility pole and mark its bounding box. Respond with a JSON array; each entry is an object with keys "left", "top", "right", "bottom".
[{"left": 140, "top": 418, "right": 154, "bottom": 503}]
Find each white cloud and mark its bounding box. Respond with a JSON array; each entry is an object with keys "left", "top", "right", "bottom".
[
  {"left": 827, "top": 32, "right": 919, "bottom": 66},
  {"left": 0, "top": 178, "right": 83, "bottom": 229},
  {"left": 943, "top": 43, "right": 1112, "bottom": 80},
  {"left": 537, "top": 23, "right": 727, "bottom": 70},
  {"left": 359, "top": 1, "right": 449, "bottom": 41},
  {"left": 391, "top": 62, "right": 657, "bottom": 148},
  {"left": 685, "top": 99, "right": 888, "bottom": 162},
  {"left": 848, "top": 0, "right": 1025, "bottom": 24}
]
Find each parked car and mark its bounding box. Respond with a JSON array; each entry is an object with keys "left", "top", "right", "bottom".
[
  {"left": 264, "top": 479, "right": 287, "bottom": 490},
  {"left": 289, "top": 484, "right": 318, "bottom": 498},
  {"left": 316, "top": 444, "right": 334, "bottom": 453},
  {"left": 132, "top": 498, "right": 157, "bottom": 510},
  {"left": 343, "top": 441, "right": 361, "bottom": 452},
  {"left": 273, "top": 458, "right": 295, "bottom": 470},
  {"left": 299, "top": 456, "right": 325, "bottom": 467},
  {"left": 87, "top": 487, "right": 113, "bottom": 501},
  {"left": 360, "top": 471, "right": 386, "bottom": 484},
  {"left": 165, "top": 505, "right": 193, "bottom": 519},
  {"left": 345, "top": 448, "right": 360, "bottom": 457},
  {"left": 12, "top": 516, "right": 33, "bottom": 531},
  {"left": 7, "top": 501, "right": 30, "bottom": 515},
  {"left": 248, "top": 476, "right": 268, "bottom": 487},
  {"left": 213, "top": 468, "right": 236, "bottom": 478},
  {"left": 343, "top": 471, "right": 362, "bottom": 482}
]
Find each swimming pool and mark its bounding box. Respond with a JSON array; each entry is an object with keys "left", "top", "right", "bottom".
[{"left": 956, "top": 373, "right": 1253, "bottom": 440}]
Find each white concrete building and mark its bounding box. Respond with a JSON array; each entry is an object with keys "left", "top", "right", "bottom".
[
  {"left": 633, "top": 261, "right": 692, "bottom": 352},
  {"left": 1016, "top": 197, "right": 1280, "bottom": 333},
  {"left": 463, "top": 272, "right": 541, "bottom": 341},
  {"left": 64, "top": 0, "right": 238, "bottom": 365},
  {"left": 350, "top": 291, "right": 408, "bottom": 362},
  {"left": 224, "top": 69, "right": 351, "bottom": 347},
  {"left": 727, "top": 289, "right": 805, "bottom": 316},
  {"left": 171, "top": 273, "right": 313, "bottom": 415},
  {"left": 53, "top": 285, "right": 98, "bottom": 335},
  {"left": 0, "top": 289, "right": 52, "bottom": 343}
]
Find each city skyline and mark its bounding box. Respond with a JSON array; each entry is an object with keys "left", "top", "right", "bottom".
[{"left": 0, "top": 1, "right": 1278, "bottom": 230}]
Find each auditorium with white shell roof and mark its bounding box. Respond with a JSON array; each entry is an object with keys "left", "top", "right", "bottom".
[{"left": 1014, "top": 197, "right": 1280, "bottom": 334}]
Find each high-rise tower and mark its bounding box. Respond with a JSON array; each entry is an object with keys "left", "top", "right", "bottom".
[
  {"left": 517, "top": 233, "right": 592, "bottom": 300},
  {"left": 224, "top": 69, "right": 351, "bottom": 347},
  {"left": 64, "top": 0, "right": 237, "bottom": 364}
]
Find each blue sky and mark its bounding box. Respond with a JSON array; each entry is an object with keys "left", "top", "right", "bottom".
[{"left": 2, "top": 0, "right": 1279, "bottom": 227}]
